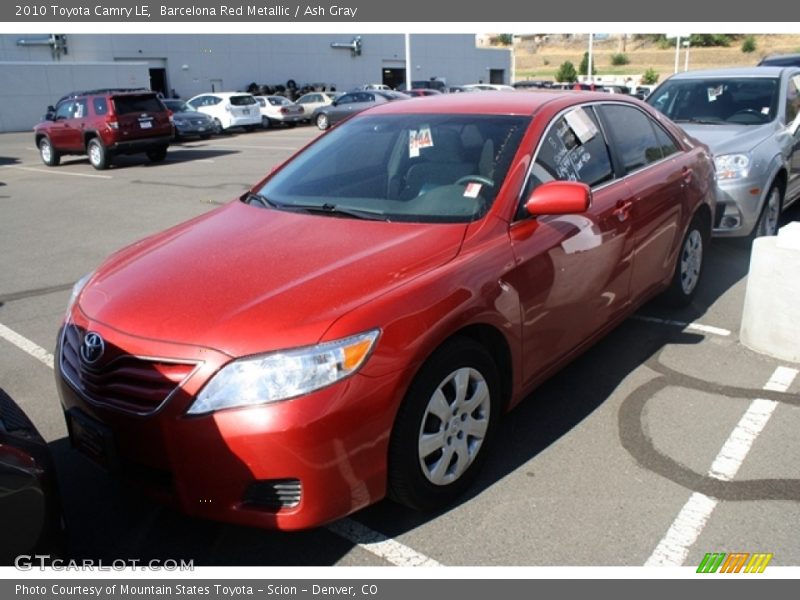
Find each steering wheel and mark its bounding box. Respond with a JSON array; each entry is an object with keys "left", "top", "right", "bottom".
[
  {"left": 728, "top": 109, "right": 768, "bottom": 123},
  {"left": 455, "top": 174, "right": 495, "bottom": 188}
]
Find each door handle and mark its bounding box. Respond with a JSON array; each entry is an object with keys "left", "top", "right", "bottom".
[
  {"left": 682, "top": 166, "right": 693, "bottom": 184},
  {"left": 612, "top": 199, "right": 633, "bottom": 222}
]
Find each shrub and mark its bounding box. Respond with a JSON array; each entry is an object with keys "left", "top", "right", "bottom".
[
  {"left": 641, "top": 68, "right": 660, "bottom": 85},
  {"left": 555, "top": 61, "right": 578, "bottom": 83},
  {"left": 611, "top": 53, "right": 630, "bottom": 66},
  {"left": 741, "top": 35, "right": 757, "bottom": 53}
]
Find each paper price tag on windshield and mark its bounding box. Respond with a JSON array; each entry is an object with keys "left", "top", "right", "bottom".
[
  {"left": 409, "top": 126, "right": 434, "bottom": 158},
  {"left": 463, "top": 182, "right": 482, "bottom": 198},
  {"left": 708, "top": 85, "right": 724, "bottom": 101},
  {"left": 564, "top": 108, "right": 598, "bottom": 144}
]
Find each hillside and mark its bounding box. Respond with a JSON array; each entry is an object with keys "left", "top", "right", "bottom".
[{"left": 512, "top": 34, "right": 800, "bottom": 84}]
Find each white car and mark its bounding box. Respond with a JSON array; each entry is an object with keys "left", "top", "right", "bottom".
[
  {"left": 294, "top": 92, "right": 338, "bottom": 122},
  {"left": 461, "top": 83, "right": 516, "bottom": 92},
  {"left": 254, "top": 95, "right": 305, "bottom": 128},
  {"left": 185, "top": 92, "right": 261, "bottom": 133}
]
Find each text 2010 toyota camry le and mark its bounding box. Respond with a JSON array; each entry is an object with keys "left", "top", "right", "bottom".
[{"left": 56, "top": 92, "right": 716, "bottom": 530}]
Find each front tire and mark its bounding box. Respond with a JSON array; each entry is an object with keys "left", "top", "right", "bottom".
[
  {"left": 388, "top": 337, "right": 500, "bottom": 512},
  {"left": 39, "top": 137, "right": 60, "bottom": 166},
  {"left": 661, "top": 213, "right": 707, "bottom": 307},
  {"left": 752, "top": 184, "right": 782, "bottom": 238},
  {"left": 86, "top": 138, "right": 110, "bottom": 170}
]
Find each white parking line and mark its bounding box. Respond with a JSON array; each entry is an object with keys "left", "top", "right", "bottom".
[
  {"left": 644, "top": 365, "right": 798, "bottom": 566},
  {"left": 0, "top": 320, "right": 441, "bottom": 567},
  {"left": 631, "top": 315, "right": 732, "bottom": 337},
  {"left": 1, "top": 165, "right": 113, "bottom": 179},
  {"left": 0, "top": 322, "right": 54, "bottom": 369}
]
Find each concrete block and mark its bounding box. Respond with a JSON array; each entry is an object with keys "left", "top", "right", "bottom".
[{"left": 740, "top": 224, "right": 800, "bottom": 363}]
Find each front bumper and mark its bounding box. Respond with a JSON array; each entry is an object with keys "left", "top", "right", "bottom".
[
  {"left": 55, "top": 319, "right": 408, "bottom": 530},
  {"left": 712, "top": 178, "right": 766, "bottom": 237}
]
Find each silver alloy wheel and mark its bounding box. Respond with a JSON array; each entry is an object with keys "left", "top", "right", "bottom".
[
  {"left": 763, "top": 187, "right": 781, "bottom": 235},
  {"left": 40, "top": 139, "right": 52, "bottom": 162},
  {"left": 316, "top": 113, "right": 329, "bottom": 130},
  {"left": 417, "top": 367, "right": 490, "bottom": 486},
  {"left": 88, "top": 142, "right": 102, "bottom": 166},
  {"left": 680, "top": 229, "right": 703, "bottom": 296}
]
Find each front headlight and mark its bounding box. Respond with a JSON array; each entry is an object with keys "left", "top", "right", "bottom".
[
  {"left": 714, "top": 153, "right": 751, "bottom": 181},
  {"left": 65, "top": 272, "right": 93, "bottom": 317},
  {"left": 187, "top": 329, "right": 380, "bottom": 415}
]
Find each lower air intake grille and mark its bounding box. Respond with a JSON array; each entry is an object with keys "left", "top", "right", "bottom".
[{"left": 243, "top": 479, "right": 302, "bottom": 510}]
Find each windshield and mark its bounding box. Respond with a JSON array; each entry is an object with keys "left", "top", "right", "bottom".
[
  {"left": 254, "top": 113, "right": 529, "bottom": 223},
  {"left": 647, "top": 77, "right": 779, "bottom": 125},
  {"left": 163, "top": 100, "right": 191, "bottom": 112}
]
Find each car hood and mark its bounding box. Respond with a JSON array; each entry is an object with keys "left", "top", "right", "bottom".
[
  {"left": 78, "top": 201, "right": 466, "bottom": 357},
  {"left": 678, "top": 121, "right": 778, "bottom": 156}
]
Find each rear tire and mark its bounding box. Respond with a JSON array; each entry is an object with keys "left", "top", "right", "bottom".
[
  {"left": 261, "top": 116, "right": 271, "bottom": 129},
  {"left": 87, "top": 138, "right": 110, "bottom": 170},
  {"left": 316, "top": 113, "right": 329, "bottom": 130},
  {"left": 38, "top": 137, "right": 60, "bottom": 166},
  {"left": 661, "top": 213, "right": 708, "bottom": 307},
  {"left": 388, "top": 337, "right": 500, "bottom": 512}
]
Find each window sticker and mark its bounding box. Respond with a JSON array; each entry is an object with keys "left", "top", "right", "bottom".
[
  {"left": 564, "top": 108, "right": 598, "bottom": 144},
  {"left": 463, "top": 182, "right": 482, "bottom": 198},
  {"left": 408, "top": 126, "right": 434, "bottom": 158},
  {"left": 707, "top": 85, "right": 724, "bottom": 102}
]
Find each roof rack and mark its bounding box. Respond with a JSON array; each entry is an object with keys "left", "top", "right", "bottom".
[{"left": 56, "top": 88, "right": 152, "bottom": 102}]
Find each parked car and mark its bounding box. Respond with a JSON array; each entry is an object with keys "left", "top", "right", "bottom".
[
  {"left": 254, "top": 95, "right": 305, "bottom": 128},
  {"left": 758, "top": 53, "right": 800, "bottom": 67},
  {"left": 1, "top": 389, "right": 65, "bottom": 562},
  {"left": 396, "top": 80, "right": 447, "bottom": 93},
  {"left": 404, "top": 89, "right": 444, "bottom": 97},
  {"left": 162, "top": 99, "right": 215, "bottom": 140},
  {"left": 513, "top": 80, "right": 553, "bottom": 90},
  {"left": 185, "top": 92, "right": 261, "bottom": 134},
  {"left": 647, "top": 66, "right": 800, "bottom": 237},
  {"left": 34, "top": 88, "right": 172, "bottom": 170},
  {"left": 461, "top": 83, "right": 517, "bottom": 92},
  {"left": 632, "top": 85, "right": 656, "bottom": 100},
  {"left": 56, "top": 91, "right": 715, "bottom": 531},
  {"left": 311, "top": 89, "right": 409, "bottom": 130},
  {"left": 294, "top": 91, "right": 338, "bottom": 122}
]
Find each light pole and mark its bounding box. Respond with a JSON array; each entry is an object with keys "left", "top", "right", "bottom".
[{"left": 683, "top": 39, "right": 691, "bottom": 72}]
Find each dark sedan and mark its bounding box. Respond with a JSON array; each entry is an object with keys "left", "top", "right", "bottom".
[
  {"left": 311, "top": 90, "right": 409, "bottom": 130},
  {"left": 163, "top": 99, "right": 215, "bottom": 140}
]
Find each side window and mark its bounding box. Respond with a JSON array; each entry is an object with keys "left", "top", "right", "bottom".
[
  {"left": 599, "top": 105, "right": 664, "bottom": 172},
  {"left": 652, "top": 121, "right": 679, "bottom": 158},
  {"left": 786, "top": 77, "right": 800, "bottom": 124},
  {"left": 54, "top": 101, "right": 73, "bottom": 120},
  {"left": 523, "top": 105, "right": 614, "bottom": 204},
  {"left": 187, "top": 97, "right": 203, "bottom": 108},
  {"left": 73, "top": 99, "right": 88, "bottom": 119},
  {"left": 92, "top": 97, "right": 108, "bottom": 116},
  {"left": 338, "top": 94, "right": 356, "bottom": 104}
]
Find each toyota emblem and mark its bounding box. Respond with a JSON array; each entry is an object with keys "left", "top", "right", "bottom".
[{"left": 80, "top": 332, "right": 105, "bottom": 365}]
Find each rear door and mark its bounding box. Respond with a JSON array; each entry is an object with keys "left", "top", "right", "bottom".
[
  {"left": 111, "top": 94, "right": 171, "bottom": 139},
  {"left": 596, "top": 103, "right": 688, "bottom": 301}
]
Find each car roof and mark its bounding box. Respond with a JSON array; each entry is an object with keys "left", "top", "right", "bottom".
[
  {"left": 364, "top": 90, "right": 633, "bottom": 117},
  {"left": 667, "top": 66, "right": 793, "bottom": 79},
  {"left": 759, "top": 53, "right": 800, "bottom": 65},
  {"left": 191, "top": 92, "right": 254, "bottom": 98}
]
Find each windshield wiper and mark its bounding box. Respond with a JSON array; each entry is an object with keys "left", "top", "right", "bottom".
[
  {"left": 278, "top": 202, "right": 390, "bottom": 221},
  {"left": 245, "top": 192, "right": 277, "bottom": 208},
  {"left": 674, "top": 118, "right": 725, "bottom": 125}
]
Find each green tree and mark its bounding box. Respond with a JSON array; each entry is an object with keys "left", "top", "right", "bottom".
[
  {"left": 555, "top": 61, "right": 578, "bottom": 83},
  {"left": 741, "top": 35, "right": 757, "bottom": 53},
  {"left": 641, "top": 68, "right": 660, "bottom": 85},
  {"left": 579, "top": 52, "right": 597, "bottom": 76}
]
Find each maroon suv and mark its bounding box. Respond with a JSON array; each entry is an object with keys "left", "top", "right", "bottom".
[{"left": 34, "top": 88, "right": 172, "bottom": 170}]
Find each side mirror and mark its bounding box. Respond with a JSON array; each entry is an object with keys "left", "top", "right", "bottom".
[
  {"left": 45, "top": 106, "right": 56, "bottom": 120},
  {"left": 525, "top": 181, "right": 591, "bottom": 216}
]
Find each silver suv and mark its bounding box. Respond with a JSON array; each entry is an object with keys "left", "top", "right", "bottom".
[{"left": 647, "top": 67, "right": 800, "bottom": 237}]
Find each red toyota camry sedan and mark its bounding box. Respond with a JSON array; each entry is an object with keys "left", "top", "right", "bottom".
[{"left": 56, "top": 92, "right": 716, "bottom": 530}]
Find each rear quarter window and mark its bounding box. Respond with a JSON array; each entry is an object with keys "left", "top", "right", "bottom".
[
  {"left": 92, "top": 97, "right": 108, "bottom": 116},
  {"left": 113, "top": 95, "right": 165, "bottom": 115}
]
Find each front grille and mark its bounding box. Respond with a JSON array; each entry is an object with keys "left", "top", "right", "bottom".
[
  {"left": 243, "top": 479, "right": 302, "bottom": 510},
  {"left": 60, "top": 324, "right": 195, "bottom": 415}
]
